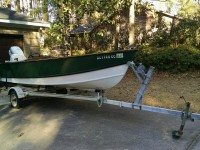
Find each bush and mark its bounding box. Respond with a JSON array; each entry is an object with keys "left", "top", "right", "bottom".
[{"left": 134, "top": 45, "right": 200, "bottom": 72}]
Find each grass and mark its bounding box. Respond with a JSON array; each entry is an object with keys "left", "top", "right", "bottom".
[{"left": 105, "top": 69, "right": 200, "bottom": 113}]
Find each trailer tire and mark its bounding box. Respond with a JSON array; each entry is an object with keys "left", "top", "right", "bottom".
[{"left": 10, "top": 90, "right": 22, "bottom": 109}]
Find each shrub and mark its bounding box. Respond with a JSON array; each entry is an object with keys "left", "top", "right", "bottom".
[{"left": 134, "top": 45, "right": 200, "bottom": 72}]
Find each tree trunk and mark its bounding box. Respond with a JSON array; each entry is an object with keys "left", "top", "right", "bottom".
[
  {"left": 21, "top": 0, "right": 25, "bottom": 13},
  {"left": 14, "top": 0, "right": 20, "bottom": 12},
  {"left": 42, "top": 0, "right": 49, "bottom": 21},
  {"left": 128, "top": 0, "right": 135, "bottom": 48},
  {"left": 113, "top": 18, "right": 120, "bottom": 51},
  {"left": 29, "top": 0, "right": 33, "bottom": 17}
]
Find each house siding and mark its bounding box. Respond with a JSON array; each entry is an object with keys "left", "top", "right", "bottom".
[{"left": 0, "top": 27, "right": 40, "bottom": 58}]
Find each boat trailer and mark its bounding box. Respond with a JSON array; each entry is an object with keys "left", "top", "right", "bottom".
[{"left": 1, "top": 61, "right": 200, "bottom": 139}]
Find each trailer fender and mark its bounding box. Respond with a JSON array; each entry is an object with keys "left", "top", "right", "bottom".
[{"left": 8, "top": 87, "right": 27, "bottom": 99}]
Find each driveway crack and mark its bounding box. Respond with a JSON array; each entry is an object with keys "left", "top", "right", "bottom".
[{"left": 186, "top": 130, "right": 200, "bottom": 150}]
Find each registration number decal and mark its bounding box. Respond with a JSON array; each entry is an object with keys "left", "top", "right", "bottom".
[{"left": 97, "top": 53, "right": 124, "bottom": 60}]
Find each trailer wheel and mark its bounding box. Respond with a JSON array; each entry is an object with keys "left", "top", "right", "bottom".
[{"left": 10, "top": 91, "right": 22, "bottom": 109}]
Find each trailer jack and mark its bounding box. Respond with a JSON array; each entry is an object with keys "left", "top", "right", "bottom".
[
  {"left": 127, "top": 62, "right": 198, "bottom": 139},
  {"left": 172, "top": 97, "right": 194, "bottom": 139}
]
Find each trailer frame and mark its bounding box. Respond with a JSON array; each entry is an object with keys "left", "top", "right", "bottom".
[{"left": 1, "top": 61, "right": 200, "bottom": 138}]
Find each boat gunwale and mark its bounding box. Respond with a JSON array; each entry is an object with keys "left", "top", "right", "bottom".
[{"left": 3, "top": 50, "right": 136, "bottom": 64}]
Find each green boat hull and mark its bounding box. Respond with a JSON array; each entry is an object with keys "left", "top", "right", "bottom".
[
  {"left": 0, "top": 50, "right": 136, "bottom": 89},
  {"left": 0, "top": 50, "right": 136, "bottom": 78}
]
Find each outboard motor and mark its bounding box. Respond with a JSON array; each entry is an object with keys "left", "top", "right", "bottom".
[{"left": 9, "top": 46, "right": 27, "bottom": 62}]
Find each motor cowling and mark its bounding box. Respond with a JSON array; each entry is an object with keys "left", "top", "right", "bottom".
[{"left": 9, "top": 46, "right": 27, "bottom": 62}]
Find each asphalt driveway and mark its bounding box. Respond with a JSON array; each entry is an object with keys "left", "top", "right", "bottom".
[{"left": 0, "top": 96, "right": 200, "bottom": 150}]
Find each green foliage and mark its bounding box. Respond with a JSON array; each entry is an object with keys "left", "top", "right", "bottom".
[
  {"left": 134, "top": 45, "right": 200, "bottom": 72},
  {"left": 143, "top": 22, "right": 171, "bottom": 47},
  {"left": 45, "top": 23, "right": 63, "bottom": 47},
  {"left": 0, "top": 0, "right": 11, "bottom": 8},
  {"left": 138, "top": 17, "right": 200, "bottom": 49},
  {"left": 166, "top": 0, "right": 200, "bottom": 19},
  {"left": 135, "top": 0, "right": 154, "bottom": 15},
  {"left": 92, "top": 30, "right": 113, "bottom": 51},
  {"left": 170, "top": 17, "right": 200, "bottom": 47},
  {"left": 45, "top": 0, "right": 132, "bottom": 51}
]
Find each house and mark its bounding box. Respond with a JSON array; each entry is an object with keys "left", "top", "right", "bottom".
[{"left": 0, "top": 7, "right": 50, "bottom": 63}]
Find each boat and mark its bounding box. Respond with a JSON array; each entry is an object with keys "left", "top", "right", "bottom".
[{"left": 0, "top": 46, "right": 136, "bottom": 90}]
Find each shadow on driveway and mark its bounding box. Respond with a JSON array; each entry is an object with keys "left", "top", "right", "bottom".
[{"left": 0, "top": 98, "right": 200, "bottom": 150}]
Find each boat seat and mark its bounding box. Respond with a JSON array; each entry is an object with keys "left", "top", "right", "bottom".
[{"left": 9, "top": 46, "right": 27, "bottom": 62}]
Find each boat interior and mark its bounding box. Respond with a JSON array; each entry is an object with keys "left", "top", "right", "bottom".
[{"left": 8, "top": 46, "right": 50, "bottom": 63}]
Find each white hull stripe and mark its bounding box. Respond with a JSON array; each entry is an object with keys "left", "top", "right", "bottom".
[{"left": 1, "top": 64, "right": 128, "bottom": 89}]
